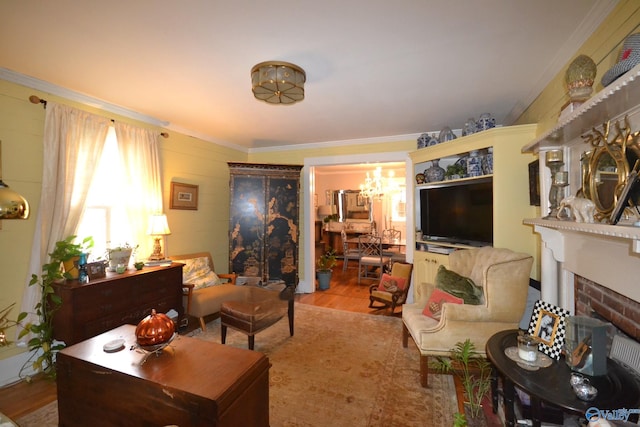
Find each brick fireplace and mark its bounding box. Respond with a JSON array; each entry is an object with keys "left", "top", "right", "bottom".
[{"left": 575, "top": 275, "right": 640, "bottom": 341}]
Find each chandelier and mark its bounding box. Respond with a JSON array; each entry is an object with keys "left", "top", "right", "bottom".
[
  {"left": 360, "top": 167, "right": 385, "bottom": 200},
  {"left": 251, "top": 61, "right": 306, "bottom": 105}
]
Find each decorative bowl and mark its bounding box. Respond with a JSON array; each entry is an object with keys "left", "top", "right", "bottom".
[{"left": 573, "top": 382, "right": 597, "bottom": 401}]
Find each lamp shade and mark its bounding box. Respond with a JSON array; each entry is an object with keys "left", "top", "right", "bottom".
[
  {"left": 0, "top": 181, "right": 29, "bottom": 219},
  {"left": 251, "top": 61, "right": 306, "bottom": 104},
  {"left": 147, "top": 214, "right": 171, "bottom": 236},
  {"left": 0, "top": 141, "right": 29, "bottom": 220},
  {"left": 318, "top": 205, "right": 335, "bottom": 216}
]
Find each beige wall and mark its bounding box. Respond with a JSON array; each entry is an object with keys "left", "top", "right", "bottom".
[{"left": 1, "top": 1, "right": 637, "bottom": 367}]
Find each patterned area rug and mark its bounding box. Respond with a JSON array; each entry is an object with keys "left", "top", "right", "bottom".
[{"left": 16, "top": 304, "right": 457, "bottom": 427}]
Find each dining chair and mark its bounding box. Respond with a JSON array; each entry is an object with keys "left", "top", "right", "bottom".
[
  {"left": 358, "top": 234, "right": 391, "bottom": 284},
  {"left": 341, "top": 229, "right": 361, "bottom": 272},
  {"left": 382, "top": 229, "right": 404, "bottom": 264}
]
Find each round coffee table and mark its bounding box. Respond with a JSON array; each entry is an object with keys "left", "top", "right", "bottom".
[{"left": 486, "top": 329, "right": 640, "bottom": 427}]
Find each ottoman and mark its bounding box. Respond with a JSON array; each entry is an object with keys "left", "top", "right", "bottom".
[{"left": 221, "top": 283, "right": 295, "bottom": 350}]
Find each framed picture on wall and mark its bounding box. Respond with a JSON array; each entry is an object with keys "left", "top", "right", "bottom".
[
  {"left": 529, "top": 160, "right": 541, "bottom": 206},
  {"left": 170, "top": 182, "right": 199, "bottom": 210}
]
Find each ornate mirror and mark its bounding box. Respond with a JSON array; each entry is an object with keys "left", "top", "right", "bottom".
[
  {"left": 582, "top": 116, "right": 640, "bottom": 221},
  {"left": 332, "top": 190, "right": 372, "bottom": 222},
  {"left": 587, "top": 147, "right": 627, "bottom": 217}
]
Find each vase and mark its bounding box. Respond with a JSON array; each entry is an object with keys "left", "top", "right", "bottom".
[
  {"left": 425, "top": 159, "right": 445, "bottom": 182},
  {"left": 476, "top": 113, "right": 495, "bottom": 132},
  {"left": 438, "top": 127, "right": 456, "bottom": 143},
  {"left": 463, "top": 118, "right": 476, "bottom": 136},
  {"left": 467, "top": 150, "right": 483, "bottom": 177},
  {"left": 482, "top": 148, "right": 493, "bottom": 174},
  {"left": 417, "top": 133, "right": 430, "bottom": 149},
  {"left": 415, "top": 173, "right": 425, "bottom": 184}
]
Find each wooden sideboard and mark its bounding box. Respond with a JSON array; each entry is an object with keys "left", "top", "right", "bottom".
[{"left": 52, "top": 263, "right": 184, "bottom": 346}]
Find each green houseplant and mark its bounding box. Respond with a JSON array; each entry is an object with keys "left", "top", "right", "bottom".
[
  {"left": 431, "top": 339, "right": 492, "bottom": 426},
  {"left": 316, "top": 249, "right": 337, "bottom": 291},
  {"left": 49, "top": 235, "right": 94, "bottom": 279},
  {"left": 16, "top": 235, "right": 93, "bottom": 380}
]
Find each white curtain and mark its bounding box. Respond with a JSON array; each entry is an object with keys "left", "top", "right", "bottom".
[
  {"left": 114, "top": 122, "right": 163, "bottom": 258},
  {"left": 18, "top": 103, "right": 110, "bottom": 330},
  {"left": 18, "top": 105, "right": 164, "bottom": 339}
]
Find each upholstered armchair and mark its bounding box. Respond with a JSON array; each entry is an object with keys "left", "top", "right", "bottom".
[{"left": 402, "top": 246, "right": 533, "bottom": 387}]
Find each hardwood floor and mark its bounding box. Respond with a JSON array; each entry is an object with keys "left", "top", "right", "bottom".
[{"left": 0, "top": 260, "right": 396, "bottom": 420}]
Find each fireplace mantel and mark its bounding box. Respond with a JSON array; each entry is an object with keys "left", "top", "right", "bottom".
[{"left": 522, "top": 63, "right": 640, "bottom": 313}]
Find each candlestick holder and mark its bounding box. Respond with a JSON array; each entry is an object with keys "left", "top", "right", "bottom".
[{"left": 545, "top": 161, "right": 569, "bottom": 219}]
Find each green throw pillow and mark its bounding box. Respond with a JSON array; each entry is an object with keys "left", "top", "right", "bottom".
[{"left": 435, "top": 265, "right": 483, "bottom": 305}]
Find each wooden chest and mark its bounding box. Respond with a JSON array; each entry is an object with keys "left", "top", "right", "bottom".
[
  {"left": 52, "top": 264, "right": 184, "bottom": 345},
  {"left": 56, "top": 324, "right": 270, "bottom": 427}
]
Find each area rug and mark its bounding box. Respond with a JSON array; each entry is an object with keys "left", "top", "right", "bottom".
[{"left": 16, "top": 304, "right": 457, "bottom": 427}]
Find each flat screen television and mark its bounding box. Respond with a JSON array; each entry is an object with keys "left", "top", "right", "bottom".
[{"left": 419, "top": 177, "right": 493, "bottom": 246}]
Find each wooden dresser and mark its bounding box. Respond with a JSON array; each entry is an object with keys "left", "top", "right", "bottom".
[
  {"left": 57, "top": 324, "right": 270, "bottom": 427},
  {"left": 52, "top": 263, "right": 184, "bottom": 346}
]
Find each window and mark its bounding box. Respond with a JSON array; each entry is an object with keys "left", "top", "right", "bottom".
[{"left": 76, "top": 126, "right": 134, "bottom": 261}]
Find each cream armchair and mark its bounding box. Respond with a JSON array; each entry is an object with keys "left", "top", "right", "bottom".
[{"left": 402, "top": 246, "right": 533, "bottom": 387}]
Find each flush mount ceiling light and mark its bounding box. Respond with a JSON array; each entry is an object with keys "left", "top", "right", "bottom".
[{"left": 251, "top": 61, "right": 306, "bottom": 105}]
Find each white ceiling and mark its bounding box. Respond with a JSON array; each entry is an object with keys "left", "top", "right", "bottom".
[{"left": 0, "top": 1, "right": 616, "bottom": 151}]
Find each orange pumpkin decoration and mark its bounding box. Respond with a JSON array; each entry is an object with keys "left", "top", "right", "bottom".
[{"left": 135, "top": 309, "right": 175, "bottom": 346}]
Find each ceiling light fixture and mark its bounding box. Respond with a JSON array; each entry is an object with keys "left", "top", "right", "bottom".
[{"left": 251, "top": 61, "right": 306, "bottom": 105}]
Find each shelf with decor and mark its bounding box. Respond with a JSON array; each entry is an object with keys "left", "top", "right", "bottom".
[
  {"left": 523, "top": 62, "right": 640, "bottom": 153},
  {"left": 522, "top": 62, "right": 640, "bottom": 251},
  {"left": 409, "top": 124, "right": 539, "bottom": 285}
]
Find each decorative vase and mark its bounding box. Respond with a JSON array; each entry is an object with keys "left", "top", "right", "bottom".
[
  {"left": 438, "top": 127, "right": 456, "bottom": 143},
  {"left": 482, "top": 147, "right": 493, "bottom": 174},
  {"left": 425, "top": 159, "right": 445, "bottom": 182},
  {"left": 417, "top": 133, "right": 430, "bottom": 149},
  {"left": 566, "top": 54, "right": 596, "bottom": 102},
  {"left": 476, "top": 113, "right": 495, "bottom": 132},
  {"left": 467, "top": 150, "right": 483, "bottom": 177},
  {"left": 463, "top": 118, "right": 476, "bottom": 136},
  {"left": 416, "top": 173, "right": 425, "bottom": 184}
]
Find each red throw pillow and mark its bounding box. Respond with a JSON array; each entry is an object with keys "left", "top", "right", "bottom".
[
  {"left": 377, "top": 273, "right": 407, "bottom": 293},
  {"left": 423, "top": 288, "right": 464, "bottom": 320}
]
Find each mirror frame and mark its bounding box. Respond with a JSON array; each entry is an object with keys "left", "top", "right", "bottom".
[{"left": 582, "top": 116, "right": 640, "bottom": 222}]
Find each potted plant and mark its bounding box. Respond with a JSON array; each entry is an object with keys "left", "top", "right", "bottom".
[
  {"left": 49, "top": 235, "right": 94, "bottom": 280},
  {"left": 445, "top": 163, "right": 466, "bottom": 180},
  {"left": 316, "top": 249, "right": 337, "bottom": 291},
  {"left": 15, "top": 235, "right": 94, "bottom": 380},
  {"left": 431, "top": 339, "right": 492, "bottom": 426},
  {"left": 106, "top": 242, "right": 138, "bottom": 271}
]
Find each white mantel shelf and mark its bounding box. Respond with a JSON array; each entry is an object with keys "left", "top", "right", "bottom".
[
  {"left": 524, "top": 218, "right": 640, "bottom": 252},
  {"left": 522, "top": 62, "right": 640, "bottom": 154}
]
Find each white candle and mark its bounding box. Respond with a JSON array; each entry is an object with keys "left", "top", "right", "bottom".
[{"left": 518, "top": 347, "right": 537, "bottom": 362}]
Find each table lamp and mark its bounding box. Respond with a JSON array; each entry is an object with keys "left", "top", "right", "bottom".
[{"left": 147, "top": 213, "right": 171, "bottom": 260}]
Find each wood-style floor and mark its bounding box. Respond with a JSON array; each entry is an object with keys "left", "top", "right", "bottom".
[{"left": 0, "top": 260, "right": 398, "bottom": 421}]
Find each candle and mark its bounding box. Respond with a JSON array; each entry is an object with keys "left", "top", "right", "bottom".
[
  {"left": 555, "top": 171, "right": 569, "bottom": 185},
  {"left": 517, "top": 335, "right": 538, "bottom": 362},
  {"left": 546, "top": 149, "right": 563, "bottom": 163}
]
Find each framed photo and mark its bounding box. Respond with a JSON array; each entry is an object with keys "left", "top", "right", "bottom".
[
  {"left": 86, "top": 261, "right": 106, "bottom": 280},
  {"left": 610, "top": 170, "right": 639, "bottom": 224},
  {"left": 526, "top": 300, "right": 570, "bottom": 359},
  {"left": 170, "top": 182, "right": 199, "bottom": 210},
  {"left": 528, "top": 160, "right": 540, "bottom": 206}
]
